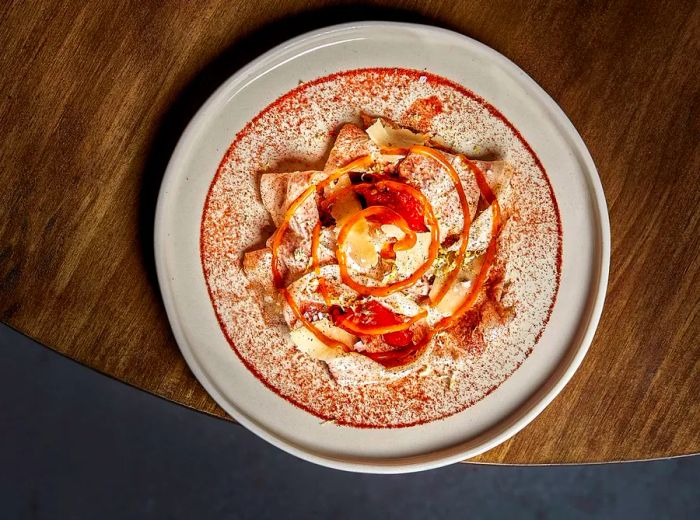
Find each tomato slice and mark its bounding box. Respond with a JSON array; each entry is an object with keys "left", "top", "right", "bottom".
[
  {"left": 355, "top": 184, "right": 428, "bottom": 232},
  {"left": 330, "top": 300, "right": 422, "bottom": 341},
  {"left": 330, "top": 301, "right": 422, "bottom": 362},
  {"left": 383, "top": 329, "right": 413, "bottom": 347},
  {"left": 363, "top": 335, "right": 431, "bottom": 368}
]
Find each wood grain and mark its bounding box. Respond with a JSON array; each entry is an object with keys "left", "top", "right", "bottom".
[{"left": 1, "top": 0, "right": 698, "bottom": 464}]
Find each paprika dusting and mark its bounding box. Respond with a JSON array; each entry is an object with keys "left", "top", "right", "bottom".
[{"left": 201, "top": 68, "right": 562, "bottom": 427}]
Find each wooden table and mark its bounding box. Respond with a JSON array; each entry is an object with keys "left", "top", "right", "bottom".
[{"left": 1, "top": 1, "right": 698, "bottom": 464}]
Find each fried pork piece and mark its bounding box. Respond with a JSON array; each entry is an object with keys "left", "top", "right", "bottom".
[
  {"left": 324, "top": 123, "right": 381, "bottom": 173},
  {"left": 397, "top": 153, "right": 514, "bottom": 244},
  {"left": 260, "top": 170, "right": 325, "bottom": 233},
  {"left": 242, "top": 247, "right": 274, "bottom": 291},
  {"left": 251, "top": 170, "right": 325, "bottom": 284}
]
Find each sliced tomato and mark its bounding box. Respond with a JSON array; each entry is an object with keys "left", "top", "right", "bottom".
[
  {"left": 331, "top": 300, "right": 408, "bottom": 333},
  {"left": 356, "top": 184, "right": 428, "bottom": 232},
  {"left": 330, "top": 300, "right": 421, "bottom": 352},
  {"left": 383, "top": 329, "right": 413, "bottom": 347}
]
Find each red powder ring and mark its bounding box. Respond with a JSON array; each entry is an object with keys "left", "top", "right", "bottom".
[{"left": 200, "top": 68, "right": 562, "bottom": 428}]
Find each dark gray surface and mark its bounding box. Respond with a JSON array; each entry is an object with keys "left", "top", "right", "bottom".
[{"left": 1, "top": 323, "right": 698, "bottom": 520}]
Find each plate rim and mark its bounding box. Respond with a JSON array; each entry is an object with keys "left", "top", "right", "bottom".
[{"left": 154, "top": 21, "right": 611, "bottom": 473}]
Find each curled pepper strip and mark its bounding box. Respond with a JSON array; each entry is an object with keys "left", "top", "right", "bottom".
[
  {"left": 434, "top": 154, "right": 501, "bottom": 330},
  {"left": 380, "top": 146, "right": 410, "bottom": 156},
  {"left": 336, "top": 182, "right": 440, "bottom": 297},
  {"left": 310, "top": 221, "right": 322, "bottom": 273},
  {"left": 270, "top": 145, "right": 502, "bottom": 368},
  {"left": 271, "top": 154, "right": 374, "bottom": 287},
  {"left": 271, "top": 155, "right": 374, "bottom": 352},
  {"left": 408, "top": 145, "right": 473, "bottom": 307}
]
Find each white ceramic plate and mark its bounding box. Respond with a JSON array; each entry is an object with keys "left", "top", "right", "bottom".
[{"left": 154, "top": 22, "right": 609, "bottom": 473}]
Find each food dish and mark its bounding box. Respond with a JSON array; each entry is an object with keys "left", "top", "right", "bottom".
[
  {"left": 155, "top": 23, "right": 609, "bottom": 472},
  {"left": 208, "top": 100, "right": 562, "bottom": 427},
  {"left": 254, "top": 117, "right": 514, "bottom": 378}
]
